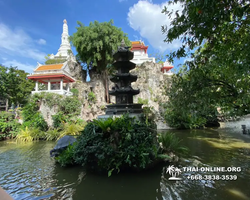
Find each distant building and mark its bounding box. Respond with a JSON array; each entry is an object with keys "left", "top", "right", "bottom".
[
  {"left": 27, "top": 19, "right": 76, "bottom": 96},
  {"left": 27, "top": 62, "right": 75, "bottom": 96},
  {"left": 130, "top": 41, "right": 155, "bottom": 65},
  {"left": 161, "top": 60, "right": 174, "bottom": 76}
]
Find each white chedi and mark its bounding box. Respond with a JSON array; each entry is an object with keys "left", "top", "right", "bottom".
[{"left": 49, "top": 19, "right": 75, "bottom": 61}]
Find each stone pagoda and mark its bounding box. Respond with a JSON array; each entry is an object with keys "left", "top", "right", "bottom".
[{"left": 105, "top": 40, "right": 143, "bottom": 115}]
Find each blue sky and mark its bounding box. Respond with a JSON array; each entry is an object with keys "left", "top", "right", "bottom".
[{"left": 0, "top": 0, "right": 185, "bottom": 73}]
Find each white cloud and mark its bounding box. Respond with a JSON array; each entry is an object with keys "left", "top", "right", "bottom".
[
  {"left": 37, "top": 38, "right": 46, "bottom": 45},
  {"left": 2, "top": 60, "right": 36, "bottom": 73},
  {"left": 127, "top": 0, "right": 183, "bottom": 52},
  {"left": 0, "top": 23, "right": 46, "bottom": 62}
]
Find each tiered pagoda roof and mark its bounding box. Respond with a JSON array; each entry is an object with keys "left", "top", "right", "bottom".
[{"left": 28, "top": 62, "right": 75, "bottom": 83}]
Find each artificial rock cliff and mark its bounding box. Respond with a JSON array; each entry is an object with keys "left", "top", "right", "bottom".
[{"left": 40, "top": 61, "right": 172, "bottom": 129}]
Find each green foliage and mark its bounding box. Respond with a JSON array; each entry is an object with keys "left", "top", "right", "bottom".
[
  {"left": 88, "top": 92, "right": 97, "bottom": 104},
  {"left": 16, "top": 127, "right": 40, "bottom": 142},
  {"left": 137, "top": 97, "right": 149, "bottom": 105},
  {"left": 44, "top": 54, "right": 66, "bottom": 65},
  {"left": 22, "top": 101, "right": 38, "bottom": 121},
  {"left": 73, "top": 115, "right": 158, "bottom": 175},
  {"left": 45, "top": 128, "right": 61, "bottom": 141},
  {"left": 52, "top": 112, "right": 66, "bottom": 128},
  {"left": 0, "top": 65, "right": 35, "bottom": 107},
  {"left": 162, "top": 0, "right": 250, "bottom": 118},
  {"left": 22, "top": 103, "right": 48, "bottom": 131},
  {"left": 100, "top": 105, "right": 106, "bottom": 110},
  {"left": 59, "top": 96, "right": 81, "bottom": 115},
  {"left": 70, "top": 20, "right": 130, "bottom": 103},
  {"left": 158, "top": 132, "right": 188, "bottom": 154},
  {"left": 55, "top": 143, "right": 77, "bottom": 167},
  {"left": 148, "top": 87, "right": 153, "bottom": 96},
  {"left": 29, "top": 93, "right": 82, "bottom": 129},
  {"left": 164, "top": 105, "right": 207, "bottom": 129},
  {"left": 0, "top": 112, "right": 20, "bottom": 140},
  {"left": 58, "top": 123, "right": 85, "bottom": 140},
  {"left": 70, "top": 88, "right": 79, "bottom": 97},
  {"left": 45, "top": 59, "right": 66, "bottom": 65},
  {"left": 33, "top": 92, "right": 63, "bottom": 108},
  {"left": 142, "top": 106, "right": 156, "bottom": 126}
]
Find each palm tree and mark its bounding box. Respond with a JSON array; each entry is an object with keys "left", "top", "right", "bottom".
[
  {"left": 166, "top": 165, "right": 175, "bottom": 177},
  {"left": 167, "top": 165, "right": 182, "bottom": 180}
]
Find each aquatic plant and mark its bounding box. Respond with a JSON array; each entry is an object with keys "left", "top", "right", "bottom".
[
  {"left": 158, "top": 132, "right": 188, "bottom": 154},
  {"left": 58, "top": 123, "right": 85, "bottom": 140},
  {"left": 55, "top": 143, "right": 77, "bottom": 167},
  {"left": 45, "top": 128, "right": 61, "bottom": 141},
  {"left": 16, "top": 127, "right": 40, "bottom": 142},
  {"left": 73, "top": 115, "right": 159, "bottom": 176}
]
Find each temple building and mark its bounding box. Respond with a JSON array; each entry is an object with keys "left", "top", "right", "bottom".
[
  {"left": 27, "top": 62, "right": 75, "bottom": 96},
  {"left": 161, "top": 59, "right": 174, "bottom": 75},
  {"left": 130, "top": 41, "right": 155, "bottom": 65},
  {"left": 28, "top": 19, "right": 76, "bottom": 96}
]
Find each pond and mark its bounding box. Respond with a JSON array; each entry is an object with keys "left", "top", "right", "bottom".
[{"left": 0, "top": 128, "right": 250, "bottom": 200}]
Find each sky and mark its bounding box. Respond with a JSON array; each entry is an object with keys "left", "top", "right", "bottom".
[{"left": 0, "top": 0, "right": 185, "bottom": 74}]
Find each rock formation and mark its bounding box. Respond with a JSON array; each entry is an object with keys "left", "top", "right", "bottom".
[{"left": 39, "top": 61, "right": 172, "bottom": 129}]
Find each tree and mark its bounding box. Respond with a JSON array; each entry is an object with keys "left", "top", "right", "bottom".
[
  {"left": 44, "top": 54, "right": 67, "bottom": 65},
  {"left": 70, "top": 20, "right": 131, "bottom": 103},
  {"left": 149, "top": 50, "right": 165, "bottom": 64},
  {"left": 0, "top": 65, "right": 35, "bottom": 110},
  {"left": 162, "top": 0, "right": 250, "bottom": 62},
  {"left": 161, "top": 0, "right": 250, "bottom": 127}
]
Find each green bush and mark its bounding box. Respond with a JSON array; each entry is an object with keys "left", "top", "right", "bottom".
[
  {"left": 158, "top": 132, "right": 188, "bottom": 154},
  {"left": 55, "top": 143, "right": 77, "bottom": 167},
  {"left": 52, "top": 112, "right": 66, "bottom": 128},
  {"left": 70, "top": 88, "right": 79, "bottom": 97},
  {"left": 45, "top": 128, "right": 61, "bottom": 141},
  {"left": 164, "top": 106, "right": 207, "bottom": 129},
  {"left": 0, "top": 112, "right": 21, "bottom": 139},
  {"left": 73, "top": 114, "right": 159, "bottom": 176},
  {"left": 16, "top": 127, "right": 40, "bottom": 142},
  {"left": 88, "top": 92, "right": 97, "bottom": 104},
  {"left": 137, "top": 97, "right": 149, "bottom": 105},
  {"left": 22, "top": 101, "right": 48, "bottom": 131},
  {"left": 59, "top": 96, "right": 81, "bottom": 115},
  {"left": 58, "top": 123, "right": 85, "bottom": 139}
]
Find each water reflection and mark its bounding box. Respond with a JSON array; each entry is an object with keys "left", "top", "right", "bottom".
[{"left": 0, "top": 129, "right": 249, "bottom": 200}]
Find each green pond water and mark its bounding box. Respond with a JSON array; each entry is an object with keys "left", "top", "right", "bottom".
[{"left": 0, "top": 128, "right": 250, "bottom": 200}]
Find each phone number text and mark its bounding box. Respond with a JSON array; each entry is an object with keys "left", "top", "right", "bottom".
[{"left": 187, "top": 174, "right": 237, "bottom": 181}]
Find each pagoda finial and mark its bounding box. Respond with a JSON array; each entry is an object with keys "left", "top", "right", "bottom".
[{"left": 63, "top": 19, "right": 67, "bottom": 24}]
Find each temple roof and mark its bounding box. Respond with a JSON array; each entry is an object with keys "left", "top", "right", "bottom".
[
  {"left": 132, "top": 41, "right": 145, "bottom": 45},
  {"left": 28, "top": 73, "right": 64, "bottom": 77},
  {"left": 35, "top": 64, "right": 64, "bottom": 71},
  {"left": 28, "top": 61, "right": 75, "bottom": 83},
  {"left": 131, "top": 41, "right": 148, "bottom": 48}
]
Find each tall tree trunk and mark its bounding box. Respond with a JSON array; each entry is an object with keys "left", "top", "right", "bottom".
[
  {"left": 5, "top": 99, "right": 8, "bottom": 112},
  {"left": 102, "top": 70, "right": 110, "bottom": 103},
  {"left": 105, "top": 71, "right": 110, "bottom": 103}
]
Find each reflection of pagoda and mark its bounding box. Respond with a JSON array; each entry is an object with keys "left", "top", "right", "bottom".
[{"left": 105, "top": 40, "right": 143, "bottom": 115}]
